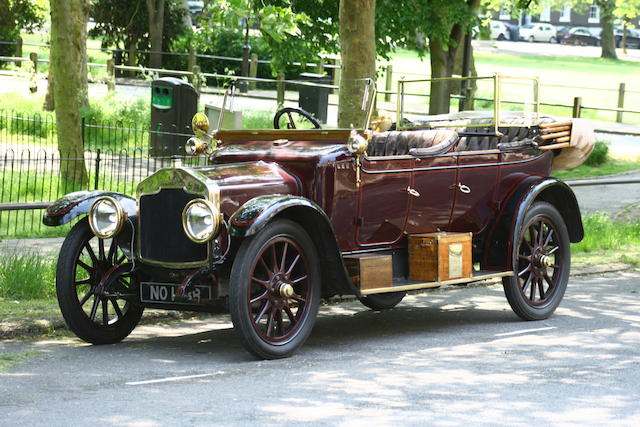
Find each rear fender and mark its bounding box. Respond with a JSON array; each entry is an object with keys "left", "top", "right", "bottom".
[
  {"left": 229, "top": 195, "right": 358, "bottom": 298},
  {"left": 483, "top": 177, "right": 583, "bottom": 270},
  {"left": 43, "top": 190, "right": 136, "bottom": 227}
]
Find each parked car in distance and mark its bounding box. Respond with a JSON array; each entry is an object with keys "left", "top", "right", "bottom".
[
  {"left": 503, "top": 22, "right": 520, "bottom": 41},
  {"left": 613, "top": 27, "right": 640, "bottom": 49},
  {"left": 519, "top": 23, "right": 557, "bottom": 43},
  {"left": 556, "top": 26, "right": 572, "bottom": 41},
  {"left": 559, "top": 27, "right": 601, "bottom": 46},
  {"left": 490, "top": 20, "right": 511, "bottom": 40}
]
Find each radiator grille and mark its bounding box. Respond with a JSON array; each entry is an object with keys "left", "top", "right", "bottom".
[{"left": 139, "top": 188, "right": 208, "bottom": 265}]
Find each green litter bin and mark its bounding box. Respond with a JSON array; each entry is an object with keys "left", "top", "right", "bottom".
[{"left": 150, "top": 77, "right": 198, "bottom": 156}]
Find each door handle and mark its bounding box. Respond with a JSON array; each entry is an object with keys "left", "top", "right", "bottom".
[
  {"left": 406, "top": 187, "right": 420, "bottom": 197},
  {"left": 458, "top": 183, "right": 471, "bottom": 194},
  {"left": 449, "top": 183, "right": 471, "bottom": 194}
]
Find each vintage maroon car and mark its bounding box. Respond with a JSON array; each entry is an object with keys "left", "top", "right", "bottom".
[{"left": 44, "top": 77, "right": 593, "bottom": 359}]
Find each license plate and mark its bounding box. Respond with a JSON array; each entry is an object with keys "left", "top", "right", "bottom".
[{"left": 140, "top": 282, "right": 211, "bottom": 304}]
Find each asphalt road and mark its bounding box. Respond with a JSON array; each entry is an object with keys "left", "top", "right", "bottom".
[
  {"left": 2, "top": 271, "right": 640, "bottom": 426},
  {"left": 570, "top": 170, "right": 640, "bottom": 215}
]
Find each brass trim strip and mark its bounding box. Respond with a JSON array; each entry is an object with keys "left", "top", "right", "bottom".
[{"left": 360, "top": 271, "right": 514, "bottom": 295}]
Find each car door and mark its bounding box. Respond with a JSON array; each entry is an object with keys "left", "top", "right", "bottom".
[
  {"left": 406, "top": 153, "right": 458, "bottom": 235},
  {"left": 356, "top": 156, "right": 412, "bottom": 246},
  {"left": 447, "top": 150, "right": 500, "bottom": 234}
]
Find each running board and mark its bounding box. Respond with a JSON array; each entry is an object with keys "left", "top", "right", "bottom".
[{"left": 360, "top": 270, "right": 514, "bottom": 295}]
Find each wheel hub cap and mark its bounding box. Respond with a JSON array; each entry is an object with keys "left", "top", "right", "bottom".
[
  {"left": 279, "top": 283, "right": 294, "bottom": 298},
  {"left": 539, "top": 254, "right": 552, "bottom": 268}
]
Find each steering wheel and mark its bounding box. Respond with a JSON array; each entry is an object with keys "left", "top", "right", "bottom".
[{"left": 273, "top": 107, "right": 322, "bottom": 130}]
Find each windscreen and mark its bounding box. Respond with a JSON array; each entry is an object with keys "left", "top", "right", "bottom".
[{"left": 205, "top": 77, "right": 375, "bottom": 131}]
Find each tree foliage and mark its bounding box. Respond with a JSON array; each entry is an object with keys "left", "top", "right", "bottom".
[
  {"left": 0, "top": 0, "right": 47, "bottom": 57},
  {"left": 198, "top": 0, "right": 317, "bottom": 74},
  {"left": 89, "top": 0, "right": 189, "bottom": 66}
]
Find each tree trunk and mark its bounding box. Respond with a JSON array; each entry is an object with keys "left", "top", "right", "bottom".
[
  {"left": 427, "top": 0, "right": 480, "bottom": 115},
  {"left": 43, "top": 67, "right": 55, "bottom": 111},
  {"left": 146, "top": 0, "right": 166, "bottom": 69},
  {"left": 428, "top": 36, "right": 459, "bottom": 115},
  {"left": 50, "top": 0, "right": 90, "bottom": 188},
  {"left": 453, "top": 35, "right": 477, "bottom": 111},
  {"left": 338, "top": 0, "right": 376, "bottom": 129},
  {"left": 598, "top": 0, "right": 617, "bottom": 59},
  {"left": 127, "top": 39, "right": 138, "bottom": 77}
]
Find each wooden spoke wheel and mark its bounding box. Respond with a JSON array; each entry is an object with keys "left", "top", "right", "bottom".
[
  {"left": 503, "top": 202, "right": 570, "bottom": 320},
  {"left": 230, "top": 220, "right": 320, "bottom": 359},
  {"left": 56, "top": 218, "right": 143, "bottom": 344}
]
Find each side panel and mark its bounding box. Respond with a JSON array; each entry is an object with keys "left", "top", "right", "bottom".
[
  {"left": 447, "top": 151, "right": 500, "bottom": 234},
  {"left": 43, "top": 190, "right": 136, "bottom": 226},
  {"left": 407, "top": 154, "right": 458, "bottom": 234},
  {"left": 357, "top": 156, "right": 412, "bottom": 246}
]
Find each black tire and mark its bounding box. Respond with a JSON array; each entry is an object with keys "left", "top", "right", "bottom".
[
  {"left": 502, "top": 202, "right": 570, "bottom": 321},
  {"left": 56, "top": 218, "right": 143, "bottom": 344},
  {"left": 229, "top": 219, "right": 321, "bottom": 359},
  {"left": 549, "top": 36, "right": 557, "bottom": 44},
  {"left": 358, "top": 291, "right": 406, "bottom": 311},
  {"left": 497, "top": 34, "right": 506, "bottom": 41}
]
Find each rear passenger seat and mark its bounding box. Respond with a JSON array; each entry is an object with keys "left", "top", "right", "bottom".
[
  {"left": 367, "top": 129, "right": 459, "bottom": 156},
  {"left": 367, "top": 114, "right": 560, "bottom": 156}
]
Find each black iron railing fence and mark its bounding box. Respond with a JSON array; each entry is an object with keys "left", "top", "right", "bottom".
[{"left": 0, "top": 110, "right": 203, "bottom": 237}]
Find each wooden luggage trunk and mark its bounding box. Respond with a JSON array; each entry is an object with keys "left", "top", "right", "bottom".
[
  {"left": 409, "top": 232, "right": 472, "bottom": 282},
  {"left": 344, "top": 254, "right": 393, "bottom": 291}
]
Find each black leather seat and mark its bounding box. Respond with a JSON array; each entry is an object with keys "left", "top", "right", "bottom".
[{"left": 367, "top": 130, "right": 459, "bottom": 157}]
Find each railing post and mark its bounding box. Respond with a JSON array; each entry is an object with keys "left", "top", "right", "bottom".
[
  {"left": 188, "top": 47, "right": 196, "bottom": 83},
  {"left": 106, "top": 58, "right": 115, "bottom": 92},
  {"left": 572, "top": 96, "right": 582, "bottom": 118},
  {"left": 15, "top": 36, "right": 22, "bottom": 67},
  {"left": 192, "top": 65, "right": 202, "bottom": 95},
  {"left": 276, "top": 73, "right": 285, "bottom": 107},
  {"left": 333, "top": 57, "right": 341, "bottom": 95},
  {"left": 28, "top": 52, "right": 38, "bottom": 93},
  {"left": 385, "top": 64, "right": 393, "bottom": 103},
  {"left": 316, "top": 57, "right": 325, "bottom": 75},
  {"left": 81, "top": 117, "right": 85, "bottom": 148},
  {"left": 29, "top": 52, "right": 38, "bottom": 74},
  {"left": 249, "top": 53, "right": 258, "bottom": 91},
  {"left": 616, "top": 82, "right": 626, "bottom": 123},
  {"left": 533, "top": 75, "right": 539, "bottom": 111},
  {"left": 94, "top": 149, "right": 101, "bottom": 190}
]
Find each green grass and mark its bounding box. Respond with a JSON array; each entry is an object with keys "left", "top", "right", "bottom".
[
  {"left": 0, "top": 253, "right": 56, "bottom": 299},
  {"left": 15, "top": 33, "right": 111, "bottom": 81},
  {"left": 552, "top": 159, "right": 640, "bottom": 180},
  {"left": 573, "top": 212, "right": 640, "bottom": 253},
  {"left": 552, "top": 140, "right": 640, "bottom": 180},
  {"left": 243, "top": 109, "right": 275, "bottom": 129},
  {"left": 387, "top": 49, "right": 640, "bottom": 125},
  {"left": 1, "top": 92, "right": 151, "bottom": 151},
  {"left": 0, "top": 171, "right": 135, "bottom": 239}
]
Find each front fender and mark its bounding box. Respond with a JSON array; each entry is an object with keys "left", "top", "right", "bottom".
[
  {"left": 229, "top": 195, "right": 327, "bottom": 238},
  {"left": 229, "top": 195, "right": 359, "bottom": 298},
  {"left": 483, "top": 177, "right": 583, "bottom": 270},
  {"left": 43, "top": 190, "right": 136, "bottom": 227}
]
